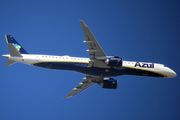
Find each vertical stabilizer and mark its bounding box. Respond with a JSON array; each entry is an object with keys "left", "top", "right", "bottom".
[
  {"left": 2, "top": 35, "right": 26, "bottom": 66},
  {"left": 5, "top": 35, "right": 28, "bottom": 54}
]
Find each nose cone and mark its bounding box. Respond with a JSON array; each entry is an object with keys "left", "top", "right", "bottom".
[
  {"left": 167, "top": 68, "right": 177, "bottom": 78},
  {"left": 171, "top": 70, "right": 177, "bottom": 78}
]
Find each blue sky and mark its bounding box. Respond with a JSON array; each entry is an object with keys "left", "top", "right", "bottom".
[{"left": 0, "top": 0, "right": 180, "bottom": 120}]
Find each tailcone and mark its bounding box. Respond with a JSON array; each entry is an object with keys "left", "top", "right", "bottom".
[{"left": 2, "top": 54, "right": 10, "bottom": 59}]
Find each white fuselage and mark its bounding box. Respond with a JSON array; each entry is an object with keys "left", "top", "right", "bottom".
[{"left": 2, "top": 54, "right": 177, "bottom": 78}]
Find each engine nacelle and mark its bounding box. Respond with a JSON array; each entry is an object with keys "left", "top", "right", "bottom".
[
  {"left": 105, "top": 56, "right": 123, "bottom": 67},
  {"left": 100, "top": 78, "right": 118, "bottom": 89}
]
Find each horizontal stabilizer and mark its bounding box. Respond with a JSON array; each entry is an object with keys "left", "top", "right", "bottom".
[
  {"left": 3, "top": 59, "right": 17, "bottom": 66},
  {"left": 8, "top": 43, "right": 22, "bottom": 57}
]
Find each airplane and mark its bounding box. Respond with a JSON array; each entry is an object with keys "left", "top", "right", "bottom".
[{"left": 2, "top": 20, "right": 177, "bottom": 98}]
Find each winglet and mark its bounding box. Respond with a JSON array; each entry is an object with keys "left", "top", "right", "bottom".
[
  {"left": 80, "top": 20, "right": 88, "bottom": 27},
  {"left": 63, "top": 95, "right": 72, "bottom": 99}
]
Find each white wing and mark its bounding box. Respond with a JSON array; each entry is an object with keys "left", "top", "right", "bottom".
[
  {"left": 64, "top": 75, "right": 103, "bottom": 99},
  {"left": 80, "top": 20, "right": 109, "bottom": 68}
]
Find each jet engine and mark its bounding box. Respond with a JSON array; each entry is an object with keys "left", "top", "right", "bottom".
[
  {"left": 100, "top": 78, "right": 118, "bottom": 89},
  {"left": 105, "top": 56, "right": 123, "bottom": 67}
]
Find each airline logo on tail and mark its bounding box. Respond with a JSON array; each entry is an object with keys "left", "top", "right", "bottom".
[
  {"left": 12, "top": 43, "right": 21, "bottom": 51},
  {"left": 5, "top": 35, "right": 28, "bottom": 54}
]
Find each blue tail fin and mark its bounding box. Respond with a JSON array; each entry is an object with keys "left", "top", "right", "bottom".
[{"left": 5, "top": 35, "right": 28, "bottom": 54}]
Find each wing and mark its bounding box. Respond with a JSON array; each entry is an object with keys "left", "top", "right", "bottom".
[
  {"left": 64, "top": 75, "right": 103, "bottom": 99},
  {"left": 80, "top": 20, "right": 110, "bottom": 68}
]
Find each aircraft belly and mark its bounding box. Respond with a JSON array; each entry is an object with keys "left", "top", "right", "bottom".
[
  {"left": 32, "top": 62, "right": 81, "bottom": 70},
  {"left": 32, "top": 62, "right": 122, "bottom": 77},
  {"left": 123, "top": 67, "right": 166, "bottom": 77},
  {"left": 75, "top": 67, "right": 123, "bottom": 77},
  {"left": 32, "top": 62, "right": 166, "bottom": 77}
]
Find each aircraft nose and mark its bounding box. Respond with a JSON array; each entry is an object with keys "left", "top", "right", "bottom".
[
  {"left": 167, "top": 68, "right": 177, "bottom": 78},
  {"left": 172, "top": 70, "right": 177, "bottom": 77}
]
